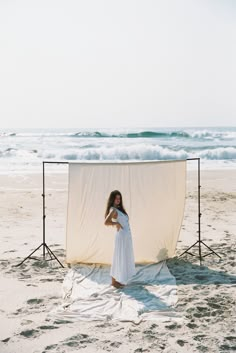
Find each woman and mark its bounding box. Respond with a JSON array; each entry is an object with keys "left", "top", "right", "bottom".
[{"left": 104, "top": 190, "right": 136, "bottom": 288}]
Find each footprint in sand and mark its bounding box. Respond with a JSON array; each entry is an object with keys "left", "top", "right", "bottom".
[
  {"left": 19, "top": 329, "right": 40, "bottom": 339},
  {"left": 27, "top": 298, "right": 44, "bottom": 305}
]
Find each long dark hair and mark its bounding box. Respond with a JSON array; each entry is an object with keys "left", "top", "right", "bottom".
[{"left": 104, "top": 190, "right": 128, "bottom": 218}]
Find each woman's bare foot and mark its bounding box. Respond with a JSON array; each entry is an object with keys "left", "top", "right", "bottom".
[
  {"left": 111, "top": 277, "right": 125, "bottom": 288},
  {"left": 113, "top": 282, "right": 122, "bottom": 288}
]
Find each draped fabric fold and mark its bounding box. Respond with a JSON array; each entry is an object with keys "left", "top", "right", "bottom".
[{"left": 48, "top": 260, "right": 183, "bottom": 323}]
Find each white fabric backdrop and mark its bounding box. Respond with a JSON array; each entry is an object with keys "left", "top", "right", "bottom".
[{"left": 65, "top": 160, "right": 186, "bottom": 264}]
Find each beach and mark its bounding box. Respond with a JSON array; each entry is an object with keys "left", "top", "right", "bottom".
[
  {"left": 0, "top": 168, "right": 235, "bottom": 353},
  {"left": 1, "top": 0, "right": 236, "bottom": 347}
]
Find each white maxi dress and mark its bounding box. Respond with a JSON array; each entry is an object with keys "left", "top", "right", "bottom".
[{"left": 110, "top": 207, "right": 136, "bottom": 285}]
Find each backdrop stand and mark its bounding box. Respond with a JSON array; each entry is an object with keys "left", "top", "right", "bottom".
[
  {"left": 15, "top": 161, "right": 68, "bottom": 268},
  {"left": 16, "top": 158, "right": 221, "bottom": 268},
  {"left": 178, "top": 157, "right": 221, "bottom": 263}
]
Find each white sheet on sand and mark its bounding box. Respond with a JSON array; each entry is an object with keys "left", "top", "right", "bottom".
[{"left": 48, "top": 260, "right": 183, "bottom": 324}]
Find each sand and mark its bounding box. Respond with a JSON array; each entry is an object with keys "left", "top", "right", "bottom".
[{"left": 0, "top": 168, "right": 236, "bottom": 353}]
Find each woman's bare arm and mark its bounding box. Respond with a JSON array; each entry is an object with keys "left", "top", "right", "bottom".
[{"left": 104, "top": 208, "right": 118, "bottom": 226}]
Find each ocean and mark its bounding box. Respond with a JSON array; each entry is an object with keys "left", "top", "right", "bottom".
[{"left": 0, "top": 126, "right": 235, "bottom": 174}]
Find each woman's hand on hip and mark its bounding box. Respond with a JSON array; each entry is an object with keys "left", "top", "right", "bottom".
[{"left": 116, "top": 223, "right": 123, "bottom": 231}]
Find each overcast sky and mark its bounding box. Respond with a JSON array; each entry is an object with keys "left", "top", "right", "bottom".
[{"left": 0, "top": 0, "right": 235, "bottom": 129}]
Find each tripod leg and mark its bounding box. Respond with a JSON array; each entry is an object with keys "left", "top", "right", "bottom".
[
  {"left": 178, "top": 240, "right": 198, "bottom": 257},
  {"left": 201, "top": 241, "right": 221, "bottom": 258},
  {"left": 45, "top": 245, "right": 53, "bottom": 260},
  {"left": 45, "top": 244, "right": 65, "bottom": 268},
  {"left": 15, "top": 243, "right": 43, "bottom": 267}
]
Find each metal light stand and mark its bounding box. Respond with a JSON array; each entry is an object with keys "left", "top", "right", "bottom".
[
  {"left": 15, "top": 161, "right": 69, "bottom": 268},
  {"left": 178, "top": 157, "right": 221, "bottom": 262}
]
